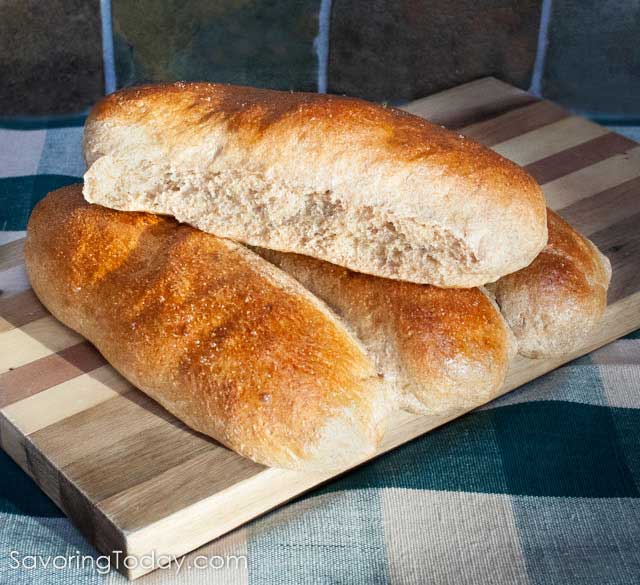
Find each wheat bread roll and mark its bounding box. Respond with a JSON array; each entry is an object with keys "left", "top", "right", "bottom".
[
  {"left": 486, "top": 209, "right": 611, "bottom": 358},
  {"left": 25, "top": 185, "right": 389, "bottom": 471},
  {"left": 257, "top": 209, "right": 610, "bottom": 399},
  {"left": 255, "top": 247, "right": 515, "bottom": 416},
  {"left": 82, "top": 82, "right": 547, "bottom": 288}
]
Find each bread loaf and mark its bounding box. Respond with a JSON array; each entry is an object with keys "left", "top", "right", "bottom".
[
  {"left": 258, "top": 209, "right": 610, "bottom": 387},
  {"left": 25, "top": 185, "right": 389, "bottom": 471},
  {"left": 255, "top": 247, "right": 514, "bottom": 416},
  {"left": 82, "top": 82, "right": 548, "bottom": 288},
  {"left": 24, "top": 187, "right": 609, "bottom": 473},
  {"left": 486, "top": 209, "right": 611, "bottom": 358}
]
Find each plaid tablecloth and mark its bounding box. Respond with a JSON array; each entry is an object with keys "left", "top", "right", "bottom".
[{"left": 1, "top": 117, "right": 640, "bottom": 585}]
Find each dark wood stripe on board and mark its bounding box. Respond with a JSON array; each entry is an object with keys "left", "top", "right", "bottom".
[
  {"left": 0, "top": 342, "right": 106, "bottom": 409},
  {"left": 0, "top": 288, "right": 47, "bottom": 329},
  {"left": 559, "top": 176, "right": 640, "bottom": 237},
  {"left": 0, "top": 238, "right": 25, "bottom": 273},
  {"left": 436, "top": 94, "right": 539, "bottom": 131},
  {"left": 401, "top": 77, "right": 538, "bottom": 129},
  {"left": 462, "top": 100, "right": 568, "bottom": 147},
  {"left": 589, "top": 211, "right": 640, "bottom": 303},
  {"left": 526, "top": 132, "right": 638, "bottom": 185}
]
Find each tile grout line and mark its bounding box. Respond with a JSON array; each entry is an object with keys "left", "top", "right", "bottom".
[
  {"left": 529, "top": 0, "right": 553, "bottom": 97},
  {"left": 314, "top": 0, "right": 333, "bottom": 93},
  {"left": 100, "top": 0, "right": 117, "bottom": 94}
]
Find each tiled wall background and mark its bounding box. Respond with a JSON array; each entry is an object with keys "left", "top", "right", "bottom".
[{"left": 0, "top": 0, "right": 638, "bottom": 120}]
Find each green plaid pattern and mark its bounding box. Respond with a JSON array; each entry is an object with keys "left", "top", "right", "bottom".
[{"left": 1, "top": 118, "right": 639, "bottom": 584}]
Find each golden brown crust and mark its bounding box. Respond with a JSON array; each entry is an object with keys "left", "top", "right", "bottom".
[
  {"left": 24, "top": 185, "right": 387, "bottom": 470},
  {"left": 83, "top": 82, "right": 547, "bottom": 287},
  {"left": 488, "top": 209, "right": 611, "bottom": 358},
  {"left": 256, "top": 248, "right": 513, "bottom": 415},
  {"left": 87, "top": 83, "right": 536, "bottom": 192}
]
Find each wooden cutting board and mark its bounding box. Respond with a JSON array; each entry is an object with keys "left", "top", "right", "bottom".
[{"left": 1, "top": 77, "right": 639, "bottom": 580}]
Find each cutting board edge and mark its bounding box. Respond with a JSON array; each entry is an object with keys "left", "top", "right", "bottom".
[{"left": 0, "top": 412, "right": 135, "bottom": 576}]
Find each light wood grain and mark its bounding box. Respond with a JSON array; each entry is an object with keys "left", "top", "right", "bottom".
[
  {"left": 2, "top": 366, "right": 129, "bottom": 434},
  {"left": 0, "top": 238, "right": 26, "bottom": 272},
  {"left": 492, "top": 116, "right": 609, "bottom": 166},
  {"left": 0, "top": 316, "right": 83, "bottom": 373},
  {"left": 560, "top": 176, "right": 640, "bottom": 237},
  {"left": 544, "top": 146, "right": 640, "bottom": 209},
  {"left": 1, "top": 77, "right": 639, "bottom": 580},
  {"left": 460, "top": 100, "right": 568, "bottom": 146},
  {"left": 523, "top": 132, "right": 636, "bottom": 185},
  {"left": 400, "top": 77, "right": 535, "bottom": 128}
]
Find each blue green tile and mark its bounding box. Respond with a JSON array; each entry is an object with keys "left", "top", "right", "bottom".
[
  {"left": 0, "top": 0, "right": 103, "bottom": 115},
  {"left": 328, "top": 0, "right": 542, "bottom": 101},
  {"left": 0, "top": 175, "right": 81, "bottom": 231},
  {"left": 543, "top": 0, "right": 640, "bottom": 116},
  {"left": 113, "top": 0, "right": 321, "bottom": 91}
]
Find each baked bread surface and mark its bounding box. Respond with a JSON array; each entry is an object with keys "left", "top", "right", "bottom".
[
  {"left": 256, "top": 247, "right": 514, "bottom": 415},
  {"left": 83, "top": 82, "right": 547, "bottom": 287},
  {"left": 487, "top": 209, "right": 611, "bottom": 357},
  {"left": 25, "top": 185, "right": 388, "bottom": 471}
]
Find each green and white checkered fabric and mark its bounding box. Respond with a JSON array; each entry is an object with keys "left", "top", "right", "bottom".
[{"left": 1, "top": 118, "right": 639, "bottom": 584}]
